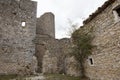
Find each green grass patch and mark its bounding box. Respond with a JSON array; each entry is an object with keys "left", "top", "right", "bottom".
[
  {"left": 0, "top": 74, "right": 18, "bottom": 80},
  {"left": 0, "top": 74, "right": 27, "bottom": 80},
  {"left": 44, "top": 73, "right": 81, "bottom": 80}
]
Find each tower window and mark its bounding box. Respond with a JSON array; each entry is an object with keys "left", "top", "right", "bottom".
[{"left": 21, "top": 22, "right": 26, "bottom": 26}]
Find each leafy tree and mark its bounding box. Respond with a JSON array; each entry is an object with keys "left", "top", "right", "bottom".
[{"left": 67, "top": 19, "right": 79, "bottom": 37}]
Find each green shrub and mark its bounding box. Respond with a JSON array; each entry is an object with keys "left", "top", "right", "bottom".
[{"left": 71, "top": 27, "right": 94, "bottom": 77}]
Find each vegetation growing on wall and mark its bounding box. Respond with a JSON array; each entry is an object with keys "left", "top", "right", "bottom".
[{"left": 71, "top": 26, "right": 94, "bottom": 78}]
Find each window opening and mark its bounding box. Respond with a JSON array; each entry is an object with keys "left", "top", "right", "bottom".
[
  {"left": 89, "top": 58, "right": 93, "bottom": 65},
  {"left": 88, "top": 57, "right": 94, "bottom": 66},
  {"left": 116, "top": 8, "right": 120, "bottom": 17},
  {"left": 113, "top": 5, "right": 120, "bottom": 22},
  {"left": 21, "top": 22, "right": 26, "bottom": 26}
]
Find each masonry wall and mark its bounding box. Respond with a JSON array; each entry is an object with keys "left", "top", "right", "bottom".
[
  {"left": 81, "top": 0, "right": 120, "bottom": 79},
  {"left": 40, "top": 38, "right": 81, "bottom": 76},
  {"left": 59, "top": 39, "right": 81, "bottom": 76},
  {"left": 36, "top": 12, "right": 55, "bottom": 38},
  {"left": 0, "top": 0, "right": 37, "bottom": 75},
  {"left": 42, "top": 38, "right": 60, "bottom": 74}
]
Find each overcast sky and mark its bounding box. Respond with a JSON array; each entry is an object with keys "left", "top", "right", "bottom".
[{"left": 32, "top": 0, "right": 107, "bottom": 39}]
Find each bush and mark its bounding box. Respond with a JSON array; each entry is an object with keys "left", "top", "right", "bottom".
[{"left": 71, "top": 27, "right": 94, "bottom": 77}]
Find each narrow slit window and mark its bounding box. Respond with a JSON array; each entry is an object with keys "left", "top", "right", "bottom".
[
  {"left": 89, "top": 58, "right": 94, "bottom": 66},
  {"left": 22, "top": 22, "right": 26, "bottom": 26},
  {"left": 89, "top": 58, "right": 93, "bottom": 65}
]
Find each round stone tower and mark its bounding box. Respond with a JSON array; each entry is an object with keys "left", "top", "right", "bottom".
[
  {"left": 35, "top": 12, "right": 55, "bottom": 72},
  {"left": 36, "top": 12, "right": 55, "bottom": 38},
  {"left": 0, "top": 0, "right": 37, "bottom": 75}
]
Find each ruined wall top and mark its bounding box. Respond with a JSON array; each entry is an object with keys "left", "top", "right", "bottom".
[{"left": 36, "top": 12, "right": 55, "bottom": 38}]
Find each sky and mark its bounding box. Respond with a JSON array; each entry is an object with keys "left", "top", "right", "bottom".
[{"left": 32, "top": 0, "right": 107, "bottom": 39}]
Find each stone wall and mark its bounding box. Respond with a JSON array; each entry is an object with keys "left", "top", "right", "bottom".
[
  {"left": 35, "top": 12, "right": 80, "bottom": 76},
  {"left": 35, "top": 36, "right": 60, "bottom": 73},
  {"left": 0, "top": 0, "right": 80, "bottom": 76},
  {"left": 80, "top": 0, "right": 120, "bottom": 79},
  {"left": 0, "top": 0, "right": 37, "bottom": 75},
  {"left": 41, "top": 38, "right": 69, "bottom": 74},
  {"left": 36, "top": 37, "right": 81, "bottom": 76},
  {"left": 42, "top": 50, "right": 58, "bottom": 73},
  {"left": 65, "top": 56, "right": 81, "bottom": 77},
  {"left": 36, "top": 12, "right": 55, "bottom": 72}
]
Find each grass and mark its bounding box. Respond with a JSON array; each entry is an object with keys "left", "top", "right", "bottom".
[
  {"left": 0, "top": 74, "right": 88, "bottom": 80},
  {"left": 45, "top": 73, "right": 81, "bottom": 80},
  {"left": 0, "top": 74, "right": 27, "bottom": 80},
  {"left": 0, "top": 74, "right": 18, "bottom": 80}
]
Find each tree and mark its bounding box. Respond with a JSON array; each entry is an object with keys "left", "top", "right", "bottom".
[
  {"left": 67, "top": 19, "right": 79, "bottom": 37},
  {"left": 71, "top": 27, "right": 94, "bottom": 78}
]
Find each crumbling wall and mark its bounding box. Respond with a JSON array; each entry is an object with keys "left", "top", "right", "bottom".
[
  {"left": 36, "top": 12, "right": 55, "bottom": 72},
  {"left": 36, "top": 36, "right": 60, "bottom": 73},
  {"left": 65, "top": 56, "right": 81, "bottom": 77},
  {"left": 0, "top": 0, "right": 37, "bottom": 75},
  {"left": 42, "top": 50, "right": 58, "bottom": 74},
  {"left": 58, "top": 38, "right": 81, "bottom": 76},
  {"left": 40, "top": 38, "right": 66, "bottom": 74},
  {"left": 36, "top": 12, "right": 80, "bottom": 76},
  {"left": 37, "top": 37, "right": 81, "bottom": 76}
]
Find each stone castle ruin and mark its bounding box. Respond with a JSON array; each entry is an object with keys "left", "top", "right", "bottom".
[
  {"left": 35, "top": 13, "right": 80, "bottom": 76},
  {"left": 0, "top": 0, "right": 120, "bottom": 80},
  {"left": 0, "top": 0, "right": 80, "bottom": 76}
]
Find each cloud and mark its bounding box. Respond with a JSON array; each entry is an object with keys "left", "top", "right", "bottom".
[{"left": 32, "top": 0, "right": 107, "bottom": 39}]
